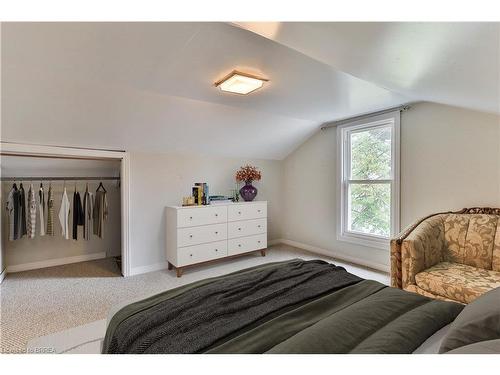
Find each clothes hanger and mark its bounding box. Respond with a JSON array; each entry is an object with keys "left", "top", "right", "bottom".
[{"left": 97, "top": 182, "right": 107, "bottom": 193}]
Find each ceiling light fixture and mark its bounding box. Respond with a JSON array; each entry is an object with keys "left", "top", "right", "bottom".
[{"left": 214, "top": 70, "right": 268, "bottom": 95}]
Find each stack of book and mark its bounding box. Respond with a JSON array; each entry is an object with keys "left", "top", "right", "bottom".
[
  {"left": 209, "top": 195, "right": 234, "bottom": 204},
  {"left": 192, "top": 183, "right": 209, "bottom": 205}
]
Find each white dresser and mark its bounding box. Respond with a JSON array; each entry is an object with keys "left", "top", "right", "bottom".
[{"left": 166, "top": 201, "right": 267, "bottom": 277}]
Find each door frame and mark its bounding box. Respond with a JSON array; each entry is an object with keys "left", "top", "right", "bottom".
[{"left": 0, "top": 142, "right": 132, "bottom": 276}]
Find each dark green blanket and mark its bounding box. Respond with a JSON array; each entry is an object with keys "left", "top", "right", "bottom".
[{"left": 102, "top": 259, "right": 463, "bottom": 354}]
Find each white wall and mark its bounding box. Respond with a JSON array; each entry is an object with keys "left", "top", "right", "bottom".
[
  {"left": 401, "top": 102, "right": 500, "bottom": 226},
  {"left": 128, "top": 151, "right": 283, "bottom": 271},
  {"left": 282, "top": 102, "right": 500, "bottom": 270}
]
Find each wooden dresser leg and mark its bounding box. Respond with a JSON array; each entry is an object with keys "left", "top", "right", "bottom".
[
  {"left": 176, "top": 268, "right": 183, "bottom": 278},
  {"left": 167, "top": 262, "right": 173, "bottom": 270},
  {"left": 260, "top": 249, "right": 266, "bottom": 257}
]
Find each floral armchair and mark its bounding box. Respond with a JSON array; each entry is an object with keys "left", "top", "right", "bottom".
[{"left": 391, "top": 208, "right": 500, "bottom": 304}]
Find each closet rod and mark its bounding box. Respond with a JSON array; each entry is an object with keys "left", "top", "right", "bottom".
[
  {"left": 0, "top": 153, "right": 122, "bottom": 161},
  {"left": 0, "top": 176, "right": 120, "bottom": 181}
]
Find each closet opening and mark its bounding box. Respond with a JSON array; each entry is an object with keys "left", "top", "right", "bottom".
[{"left": 0, "top": 143, "right": 130, "bottom": 280}]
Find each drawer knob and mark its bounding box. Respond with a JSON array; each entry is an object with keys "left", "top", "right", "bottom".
[
  {"left": 215, "top": 231, "right": 218, "bottom": 234},
  {"left": 189, "top": 234, "right": 193, "bottom": 238},
  {"left": 258, "top": 240, "right": 261, "bottom": 243},
  {"left": 215, "top": 249, "right": 218, "bottom": 252},
  {"left": 258, "top": 210, "right": 261, "bottom": 213},
  {"left": 257, "top": 225, "right": 261, "bottom": 228},
  {"left": 190, "top": 254, "right": 193, "bottom": 257},
  {"left": 238, "top": 244, "right": 241, "bottom": 247},
  {"left": 189, "top": 216, "right": 193, "bottom": 220},
  {"left": 215, "top": 213, "right": 218, "bottom": 217},
  {"left": 238, "top": 211, "right": 241, "bottom": 215},
  {"left": 238, "top": 228, "right": 241, "bottom": 231}
]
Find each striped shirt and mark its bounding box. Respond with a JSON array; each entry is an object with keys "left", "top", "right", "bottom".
[
  {"left": 46, "top": 185, "right": 55, "bottom": 236},
  {"left": 27, "top": 184, "right": 37, "bottom": 238}
]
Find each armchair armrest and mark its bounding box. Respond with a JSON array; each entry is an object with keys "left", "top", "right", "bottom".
[{"left": 391, "top": 213, "right": 446, "bottom": 289}]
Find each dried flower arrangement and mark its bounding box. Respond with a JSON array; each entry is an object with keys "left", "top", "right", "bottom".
[{"left": 235, "top": 165, "right": 262, "bottom": 183}]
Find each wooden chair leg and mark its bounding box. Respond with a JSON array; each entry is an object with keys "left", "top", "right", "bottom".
[
  {"left": 167, "top": 262, "right": 173, "bottom": 270},
  {"left": 176, "top": 267, "right": 183, "bottom": 278},
  {"left": 260, "top": 249, "right": 266, "bottom": 257}
]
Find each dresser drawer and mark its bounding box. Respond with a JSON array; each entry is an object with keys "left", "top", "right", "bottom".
[
  {"left": 177, "top": 223, "right": 227, "bottom": 247},
  {"left": 177, "top": 206, "right": 227, "bottom": 228},
  {"left": 227, "top": 203, "right": 267, "bottom": 222},
  {"left": 177, "top": 240, "right": 227, "bottom": 267},
  {"left": 228, "top": 234, "right": 267, "bottom": 256},
  {"left": 228, "top": 218, "right": 266, "bottom": 239}
]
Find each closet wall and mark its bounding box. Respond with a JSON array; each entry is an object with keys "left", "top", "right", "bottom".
[{"left": 1, "top": 157, "right": 122, "bottom": 271}]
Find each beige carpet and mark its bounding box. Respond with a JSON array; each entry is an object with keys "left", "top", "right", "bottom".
[{"left": 0, "top": 244, "right": 389, "bottom": 353}]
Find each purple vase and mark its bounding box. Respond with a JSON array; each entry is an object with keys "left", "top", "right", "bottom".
[{"left": 239, "top": 181, "right": 258, "bottom": 202}]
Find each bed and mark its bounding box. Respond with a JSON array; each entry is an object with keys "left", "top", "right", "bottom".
[{"left": 102, "top": 259, "right": 467, "bottom": 354}]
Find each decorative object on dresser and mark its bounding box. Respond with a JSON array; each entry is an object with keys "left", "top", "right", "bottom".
[
  {"left": 391, "top": 207, "right": 500, "bottom": 304},
  {"left": 235, "top": 165, "right": 261, "bottom": 202},
  {"left": 166, "top": 201, "right": 267, "bottom": 277}
]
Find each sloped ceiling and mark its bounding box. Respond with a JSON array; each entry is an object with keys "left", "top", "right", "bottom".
[
  {"left": 235, "top": 22, "right": 500, "bottom": 115},
  {"left": 1, "top": 22, "right": 498, "bottom": 160}
]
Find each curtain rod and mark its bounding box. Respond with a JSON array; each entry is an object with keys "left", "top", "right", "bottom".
[
  {"left": 320, "top": 104, "right": 411, "bottom": 130},
  {"left": 0, "top": 176, "right": 120, "bottom": 181}
]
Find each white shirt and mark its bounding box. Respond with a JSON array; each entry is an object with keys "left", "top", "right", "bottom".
[{"left": 58, "top": 187, "right": 71, "bottom": 240}]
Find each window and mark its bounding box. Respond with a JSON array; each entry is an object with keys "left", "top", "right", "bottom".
[{"left": 337, "top": 112, "right": 400, "bottom": 249}]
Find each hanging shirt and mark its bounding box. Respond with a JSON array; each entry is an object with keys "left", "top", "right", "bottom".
[
  {"left": 93, "top": 189, "right": 108, "bottom": 239},
  {"left": 38, "top": 183, "right": 46, "bottom": 236},
  {"left": 27, "top": 184, "right": 37, "bottom": 239},
  {"left": 18, "top": 183, "right": 27, "bottom": 238},
  {"left": 12, "top": 184, "right": 20, "bottom": 240},
  {"left": 83, "top": 188, "right": 94, "bottom": 241},
  {"left": 72, "top": 190, "right": 84, "bottom": 240},
  {"left": 6, "top": 185, "right": 18, "bottom": 241},
  {"left": 59, "top": 187, "right": 71, "bottom": 240},
  {"left": 46, "top": 185, "right": 55, "bottom": 236}
]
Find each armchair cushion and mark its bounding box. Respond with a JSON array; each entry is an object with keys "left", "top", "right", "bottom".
[
  {"left": 443, "top": 214, "right": 498, "bottom": 269},
  {"left": 415, "top": 262, "right": 500, "bottom": 304},
  {"left": 463, "top": 215, "right": 497, "bottom": 269}
]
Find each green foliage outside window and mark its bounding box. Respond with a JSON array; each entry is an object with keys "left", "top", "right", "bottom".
[{"left": 349, "top": 127, "right": 392, "bottom": 237}]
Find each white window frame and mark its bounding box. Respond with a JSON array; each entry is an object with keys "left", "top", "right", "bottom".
[{"left": 336, "top": 111, "right": 400, "bottom": 250}]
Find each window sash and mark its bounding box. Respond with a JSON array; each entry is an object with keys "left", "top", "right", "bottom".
[
  {"left": 337, "top": 113, "right": 400, "bottom": 250},
  {"left": 345, "top": 180, "right": 392, "bottom": 239},
  {"left": 346, "top": 123, "right": 393, "bottom": 182}
]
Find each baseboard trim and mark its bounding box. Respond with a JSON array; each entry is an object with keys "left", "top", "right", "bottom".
[
  {"left": 127, "top": 237, "right": 389, "bottom": 277},
  {"left": 0, "top": 268, "right": 6, "bottom": 284},
  {"left": 130, "top": 261, "right": 169, "bottom": 276},
  {"left": 6, "top": 252, "right": 107, "bottom": 273},
  {"left": 271, "top": 238, "right": 390, "bottom": 273}
]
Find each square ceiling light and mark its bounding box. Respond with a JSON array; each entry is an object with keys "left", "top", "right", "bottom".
[{"left": 214, "top": 71, "right": 268, "bottom": 95}]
